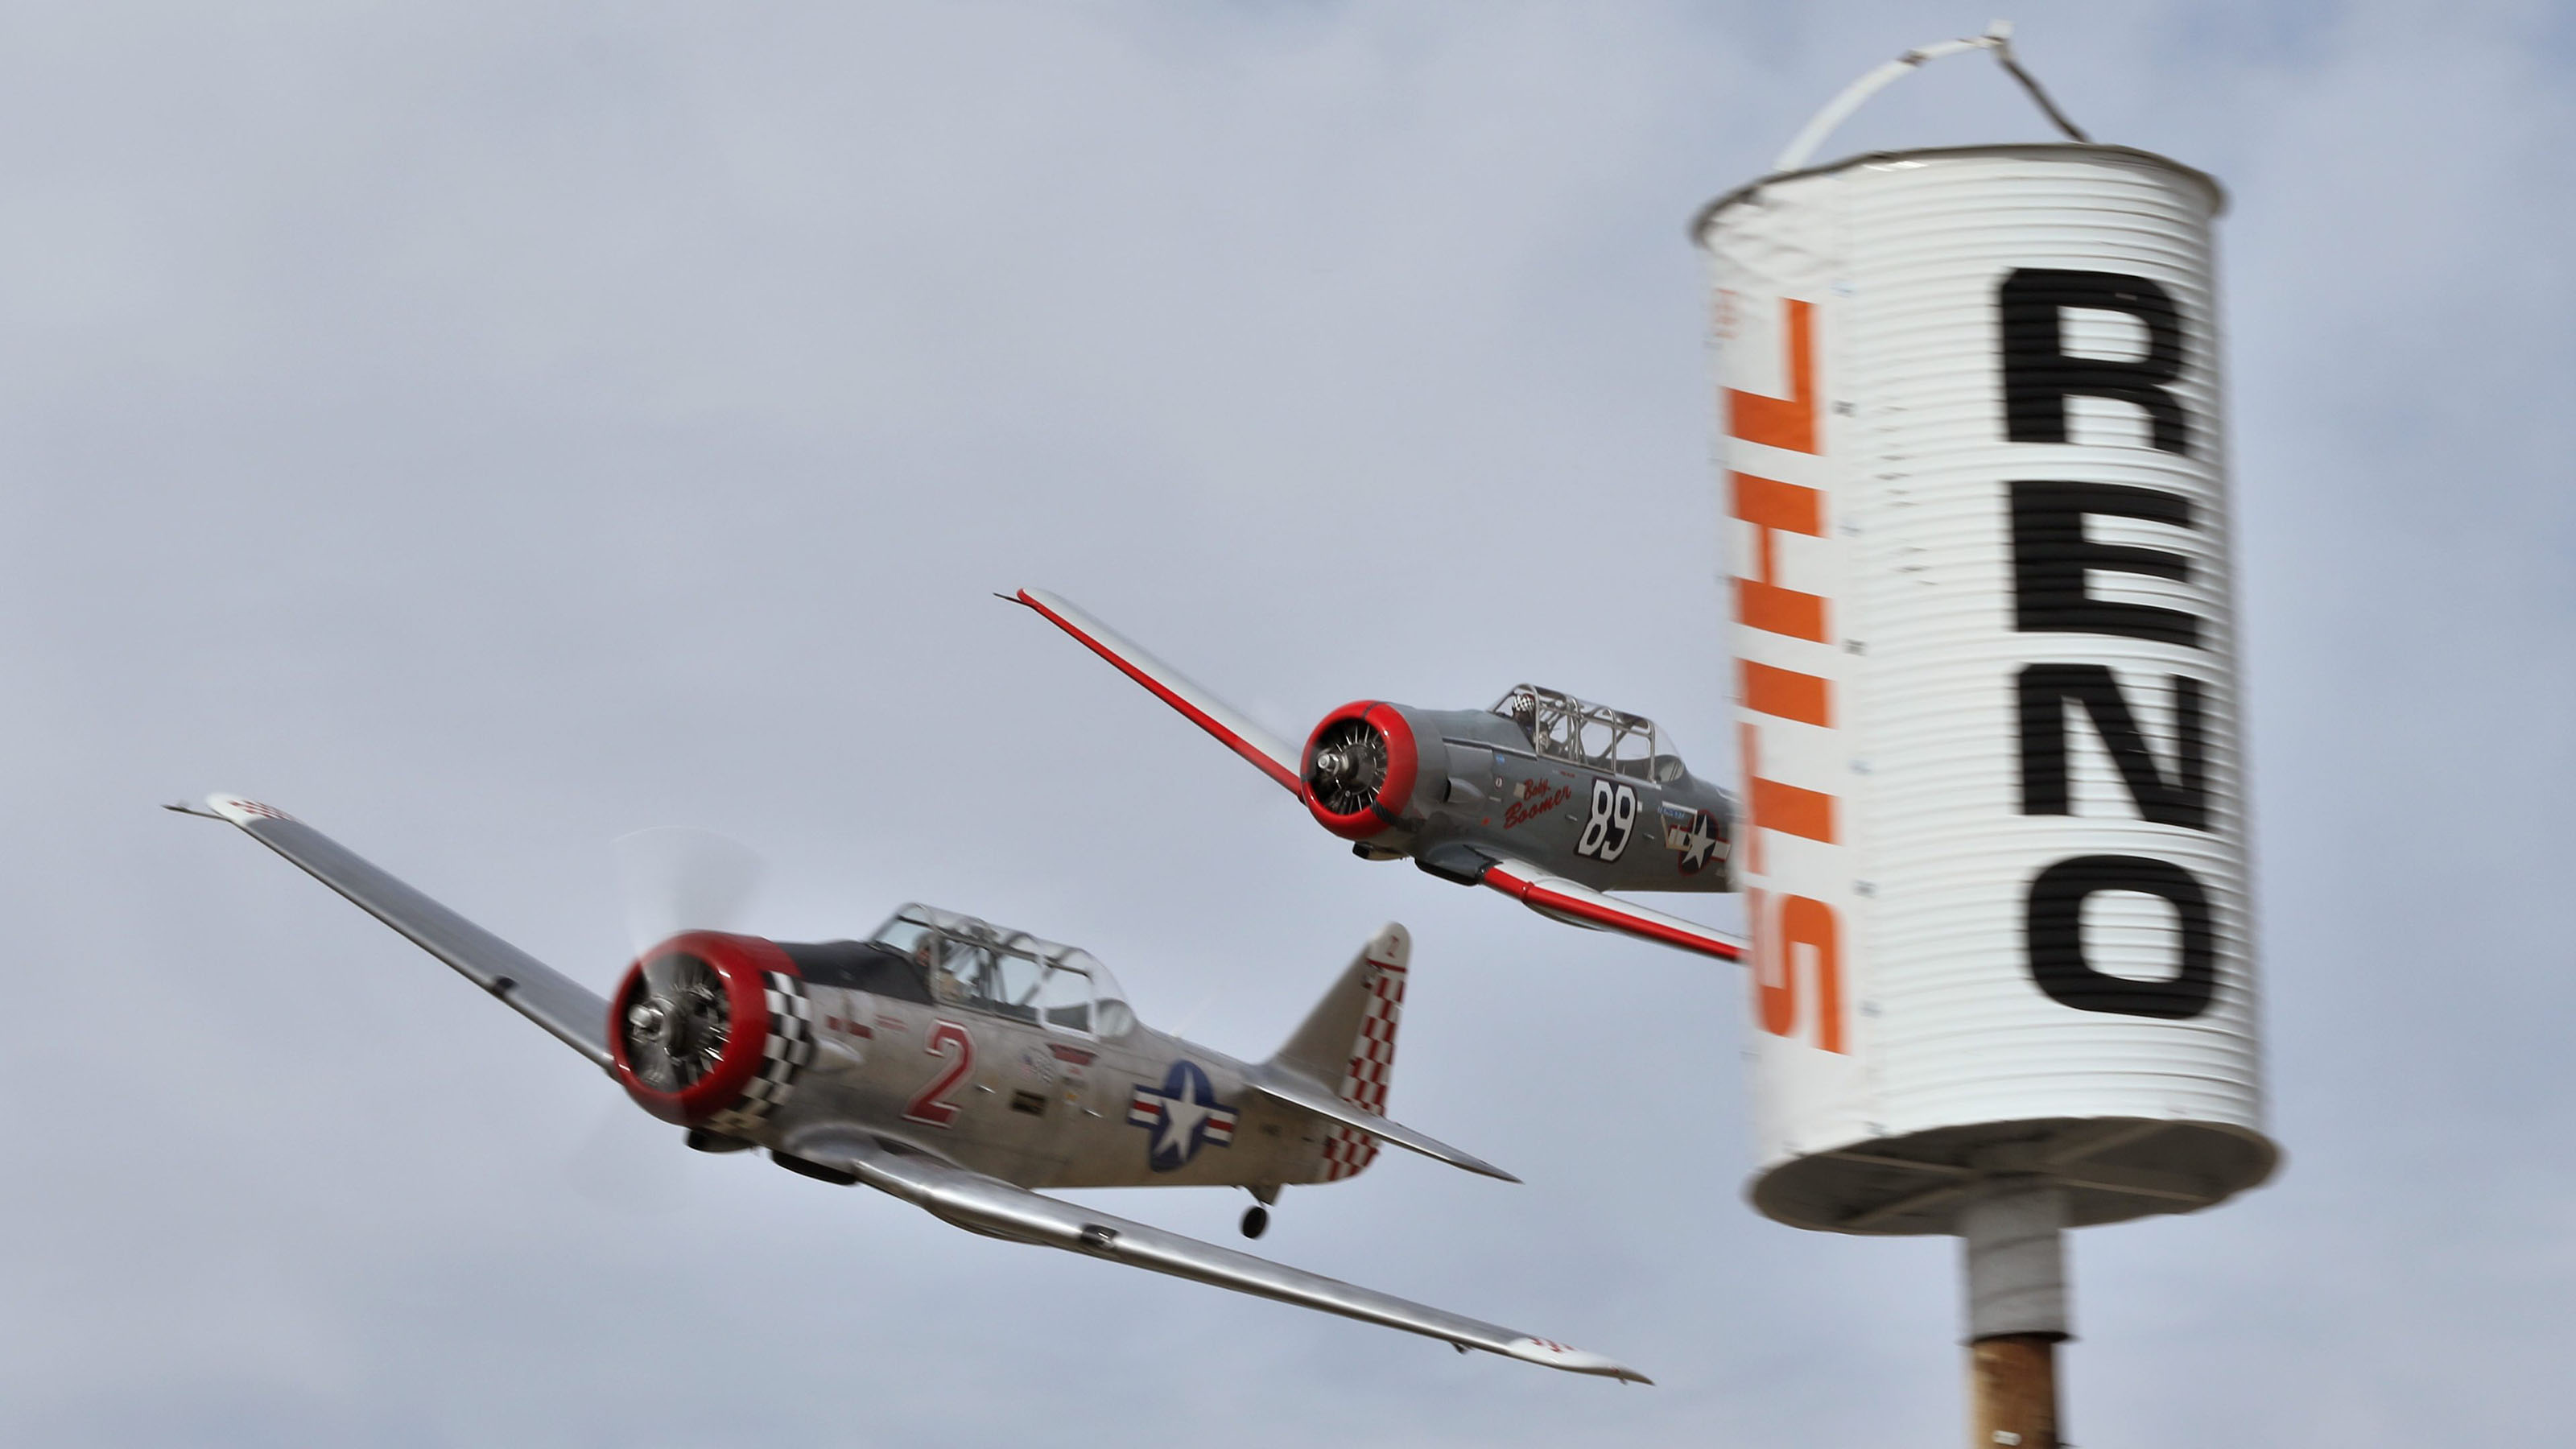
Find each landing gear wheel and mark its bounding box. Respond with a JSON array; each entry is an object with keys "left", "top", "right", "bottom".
[{"left": 1240, "top": 1204, "right": 1269, "bottom": 1240}]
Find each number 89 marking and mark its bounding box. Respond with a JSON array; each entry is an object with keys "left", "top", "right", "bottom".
[{"left": 1576, "top": 780, "right": 1638, "bottom": 862}]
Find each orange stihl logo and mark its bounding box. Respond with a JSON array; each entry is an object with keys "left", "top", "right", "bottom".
[
  {"left": 1726, "top": 297, "right": 1817, "bottom": 453},
  {"left": 1748, "top": 887, "right": 1842, "bottom": 1054},
  {"left": 1727, "top": 295, "right": 1844, "bottom": 1055}
]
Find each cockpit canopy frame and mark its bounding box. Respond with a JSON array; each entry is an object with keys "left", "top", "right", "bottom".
[
  {"left": 1490, "top": 684, "right": 1686, "bottom": 784},
  {"left": 867, "top": 903, "right": 1135, "bottom": 1039}
]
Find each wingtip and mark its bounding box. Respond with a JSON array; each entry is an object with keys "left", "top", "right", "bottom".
[
  {"left": 192, "top": 794, "right": 300, "bottom": 827},
  {"left": 1499, "top": 1336, "right": 1653, "bottom": 1383}
]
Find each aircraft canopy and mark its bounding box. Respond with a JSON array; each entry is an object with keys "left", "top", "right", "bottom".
[
  {"left": 869, "top": 904, "right": 1135, "bottom": 1038},
  {"left": 1489, "top": 684, "right": 1686, "bottom": 784}
]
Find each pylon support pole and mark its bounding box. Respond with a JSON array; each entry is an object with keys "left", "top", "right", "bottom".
[{"left": 1959, "top": 1179, "right": 2068, "bottom": 1449}]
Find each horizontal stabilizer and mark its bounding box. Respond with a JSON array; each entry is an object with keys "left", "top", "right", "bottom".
[
  {"left": 1246, "top": 1063, "right": 1517, "bottom": 1183},
  {"left": 176, "top": 795, "right": 614, "bottom": 1069},
  {"left": 792, "top": 1129, "right": 1644, "bottom": 1382}
]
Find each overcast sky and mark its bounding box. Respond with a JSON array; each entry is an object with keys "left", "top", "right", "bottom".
[{"left": 5, "top": 2, "right": 2570, "bottom": 1444}]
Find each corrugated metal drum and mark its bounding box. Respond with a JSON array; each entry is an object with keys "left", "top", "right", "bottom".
[{"left": 1696, "top": 144, "right": 2277, "bottom": 1234}]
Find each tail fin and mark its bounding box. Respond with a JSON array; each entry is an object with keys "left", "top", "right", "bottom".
[{"left": 1269, "top": 923, "right": 1409, "bottom": 1181}]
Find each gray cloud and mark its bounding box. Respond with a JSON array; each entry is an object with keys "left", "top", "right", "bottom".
[{"left": 3, "top": 2, "right": 2567, "bottom": 1444}]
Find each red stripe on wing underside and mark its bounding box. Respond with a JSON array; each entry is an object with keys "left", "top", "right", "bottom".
[
  {"left": 1018, "top": 590, "right": 1304, "bottom": 796},
  {"left": 1482, "top": 863, "right": 1744, "bottom": 962}
]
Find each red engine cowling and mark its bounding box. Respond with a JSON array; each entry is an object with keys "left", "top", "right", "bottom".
[
  {"left": 609, "top": 931, "right": 815, "bottom": 1133},
  {"left": 1301, "top": 700, "right": 1423, "bottom": 840}
]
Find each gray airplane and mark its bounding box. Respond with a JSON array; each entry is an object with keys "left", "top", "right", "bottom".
[
  {"left": 171, "top": 795, "right": 1645, "bottom": 1383},
  {"left": 1013, "top": 588, "right": 1746, "bottom": 962}
]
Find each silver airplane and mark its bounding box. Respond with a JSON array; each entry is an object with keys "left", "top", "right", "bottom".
[
  {"left": 1012, "top": 588, "right": 1747, "bottom": 963},
  {"left": 171, "top": 795, "right": 1646, "bottom": 1383}
]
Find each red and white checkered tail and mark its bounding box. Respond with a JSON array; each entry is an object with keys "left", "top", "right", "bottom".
[{"left": 1268, "top": 923, "right": 1410, "bottom": 1184}]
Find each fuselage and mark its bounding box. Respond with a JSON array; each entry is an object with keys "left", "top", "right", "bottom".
[
  {"left": 1368, "top": 705, "right": 1736, "bottom": 894},
  {"left": 722, "top": 939, "right": 1342, "bottom": 1192}
]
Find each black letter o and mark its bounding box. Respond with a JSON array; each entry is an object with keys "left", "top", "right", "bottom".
[{"left": 2025, "top": 855, "right": 2216, "bottom": 1019}]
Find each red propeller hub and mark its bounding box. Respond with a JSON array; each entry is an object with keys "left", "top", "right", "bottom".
[
  {"left": 609, "top": 931, "right": 812, "bottom": 1129},
  {"left": 1301, "top": 701, "right": 1421, "bottom": 840}
]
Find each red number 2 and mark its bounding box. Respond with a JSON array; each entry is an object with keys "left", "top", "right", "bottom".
[{"left": 904, "top": 1020, "right": 975, "bottom": 1126}]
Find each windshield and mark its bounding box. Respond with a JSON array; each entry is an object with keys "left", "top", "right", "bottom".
[{"left": 868, "top": 905, "right": 1133, "bottom": 1038}]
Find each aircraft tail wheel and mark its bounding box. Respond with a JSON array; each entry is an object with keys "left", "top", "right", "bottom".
[{"left": 1240, "top": 1204, "right": 1269, "bottom": 1240}]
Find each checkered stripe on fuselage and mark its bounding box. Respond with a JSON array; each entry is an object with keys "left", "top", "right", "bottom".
[
  {"left": 1318, "top": 957, "right": 1406, "bottom": 1183},
  {"left": 704, "top": 972, "right": 815, "bottom": 1137}
]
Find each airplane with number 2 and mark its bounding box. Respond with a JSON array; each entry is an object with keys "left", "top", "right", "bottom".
[
  {"left": 170, "top": 794, "right": 1646, "bottom": 1382},
  {"left": 1011, "top": 588, "right": 1748, "bottom": 963}
]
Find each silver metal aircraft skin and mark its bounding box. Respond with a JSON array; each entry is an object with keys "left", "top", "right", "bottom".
[
  {"left": 175, "top": 794, "right": 1646, "bottom": 1383},
  {"left": 1013, "top": 588, "right": 1748, "bottom": 963}
]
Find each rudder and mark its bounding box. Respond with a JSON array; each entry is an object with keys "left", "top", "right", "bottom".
[{"left": 1269, "top": 923, "right": 1409, "bottom": 1182}]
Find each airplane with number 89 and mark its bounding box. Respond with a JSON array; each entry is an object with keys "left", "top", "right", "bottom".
[
  {"left": 169, "top": 794, "right": 1646, "bottom": 1382},
  {"left": 1012, "top": 588, "right": 1747, "bottom": 963}
]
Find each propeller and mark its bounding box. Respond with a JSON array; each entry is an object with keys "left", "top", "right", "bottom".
[
  {"left": 1306, "top": 716, "right": 1389, "bottom": 815},
  {"left": 610, "top": 828, "right": 769, "bottom": 1092},
  {"left": 614, "top": 827, "right": 766, "bottom": 953}
]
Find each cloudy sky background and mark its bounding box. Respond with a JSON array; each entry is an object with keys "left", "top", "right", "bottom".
[{"left": 5, "top": 2, "right": 2570, "bottom": 1443}]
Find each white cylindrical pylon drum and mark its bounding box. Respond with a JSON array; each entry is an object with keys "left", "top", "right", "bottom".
[{"left": 1696, "top": 144, "right": 2277, "bottom": 1234}]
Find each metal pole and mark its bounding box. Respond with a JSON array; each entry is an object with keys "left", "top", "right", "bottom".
[{"left": 1959, "top": 1179, "right": 2068, "bottom": 1449}]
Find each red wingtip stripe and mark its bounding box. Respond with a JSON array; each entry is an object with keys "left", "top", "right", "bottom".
[
  {"left": 1017, "top": 589, "right": 1306, "bottom": 796},
  {"left": 1481, "top": 865, "right": 1746, "bottom": 962}
]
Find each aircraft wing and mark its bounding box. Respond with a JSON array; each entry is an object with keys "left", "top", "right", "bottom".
[
  {"left": 1480, "top": 857, "right": 1748, "bottom": 964},
  {"left": 174, "top": 795, "right": 614, "bottom": 1070},
  {"left": 1243, "top": 1063, "right": 1519, "bottom": 1183},
  {"left": 1011, "top": 587, "right": 1307, "bottom": 796},
  {"left": 790, "top": 1129, "right": 1647, "bottom": 1383}
]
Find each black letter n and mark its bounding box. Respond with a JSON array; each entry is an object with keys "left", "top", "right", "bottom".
[{"left": 2018, "top": 664, "right": 2208, "bottom": 831}]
